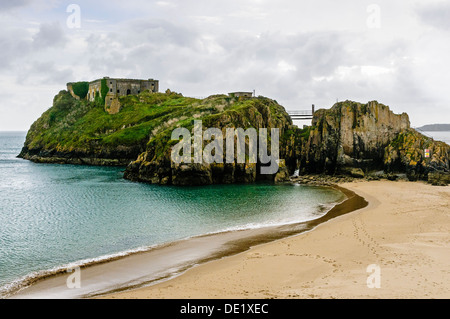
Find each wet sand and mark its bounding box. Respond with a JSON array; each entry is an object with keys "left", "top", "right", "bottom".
[
  {"left": 9, "top": 185, "right": 365, "bottom": 299},
  {"left": 103, "top": 180, "right": 450, "bottom": 299}
]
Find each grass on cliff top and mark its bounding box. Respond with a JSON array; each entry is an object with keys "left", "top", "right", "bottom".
[{"left": 25, "top": 90, "right": 290, "bottom": 153}]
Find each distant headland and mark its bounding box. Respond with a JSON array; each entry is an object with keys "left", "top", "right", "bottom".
[{"left": 416, "top": 124, "right": 450, "bottom": 131}]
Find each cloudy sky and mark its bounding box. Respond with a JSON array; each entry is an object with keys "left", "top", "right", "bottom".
[{"left": 1, "top": 0, "right": 449, "bottom": 130}]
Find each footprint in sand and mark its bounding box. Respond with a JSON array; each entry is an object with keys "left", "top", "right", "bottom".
[{"left": 351, "top": 216, "right": 381, "bottom": 259}]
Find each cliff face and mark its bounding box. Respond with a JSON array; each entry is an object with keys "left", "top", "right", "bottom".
[
  {"left": 124, "top": 96, "right": 300, "bottom": 185},
  {"left": 19, "top": 91, "right": 300, "bottom": 185},
  {"left": 298, "top": 100, "right": 449, "bottom": 184},
  {"left": 300, "top": 100, "right": 410, "bottom": 174}
]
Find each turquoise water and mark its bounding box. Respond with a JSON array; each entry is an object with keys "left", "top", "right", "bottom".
[{"left": 0, "top": 132, "right": 344, "bottom": 295}]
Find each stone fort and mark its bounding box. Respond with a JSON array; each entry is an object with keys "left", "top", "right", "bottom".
[{"left": 67, "top": 77, "right": 159, "bottom": 114}]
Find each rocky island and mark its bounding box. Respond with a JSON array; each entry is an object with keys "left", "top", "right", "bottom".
[
  {"left": 298, "top": 101, "right": 450, "bottom": 184},
  {"left": 18, "top": 80, "right": 450, "bottom": 186},
  {"left": 18, "top": 85, "right": 300, "bottom": 185}
]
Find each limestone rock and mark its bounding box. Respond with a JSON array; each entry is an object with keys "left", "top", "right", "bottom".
[
  {"left": 274, "top": 160, "right": 290, "bottom": 183},
  {"left": 123, "top": 97, "right": 301, "bottom": 185},
  {"left": 341, "top": 167, "right": 365, "bottom": 178},
  {"left": 299, "top": 100, "right": 410, "bottom": 175},
  {"left": 384, "top": 129, "right": 450, "bottom": 181}
]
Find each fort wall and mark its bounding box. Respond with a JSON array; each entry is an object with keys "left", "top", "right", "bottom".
[{"left": 67, "top": 77, "right": 159, "bottom": 114}]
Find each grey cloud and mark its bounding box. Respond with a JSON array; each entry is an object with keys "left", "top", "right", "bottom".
[
  {"left": 0, "top": 20, "right": 69, "bottom": 80},
  {"left": 84, "top": 27, "right": 350, "bottom": 98},
  {"left": 32, "top": 61, "right": 74, "bottom": 84},
  {"left": 0, "top": 21, "right": 68, "bottom": 71},
  {"left": 126, "top": 19, "right": 200, "bottom": 48},
  {"left": 82, "top": 18, "right": 204, "bottom": 79},
  {"left": 33, "top": 22, "right": 67, "bottom": 49},
  {"left": 0, "top": 0, "right": 32, "bottom": 12},
  {"left": 15, "top": 61, "right": 73, "bottom": 86},
  {"left": 74, "top": 14, "right": 440, "bottom": 121},
  {"left": 202, "top": 31, "right": 349, "bottom": 96},
  {"left": 416, "top": 2, "right": 450, "bottom": 31},
  {"left": 290, "top": 32, "right": 348, "bottom": 78},
  {"left": 84, "top": 32, "right": 130, "bottom": 76},
  {"left": 214, "top": 31, "right": 423, "bottom": 114},
  {"left": 0, "top": 28, "right": 32, "bottom": 70},
  {"left": 1, "top": 0, "right": 449, "bottom": 130}
]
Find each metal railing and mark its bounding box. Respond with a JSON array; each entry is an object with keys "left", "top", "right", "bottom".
[
  {"left": 287, "top": 110, "right": 312, "bottom": 115},
  {"left": 287, "top": 104, "right": 315, "bottom": 120},
  {"left": 413, "top": 127, "right": 434, "bottom": 140}
]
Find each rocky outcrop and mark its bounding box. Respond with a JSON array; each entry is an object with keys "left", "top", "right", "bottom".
[
  {"left": 298, "top": 100, "right": 449, "bottom": 184},
  {"left": 124, "top": 97, "right": 300, "bottom": 185},
  {"left": 18, "top": 146, "right": 140, "bottom": 166},
  {"left": 18, "top": 90, "right": 146, "bottom": 166},
  {"left": 19, "top": 90, "right": 301, "bottom": 185},
  {"left": 299, "top": 100, "right": 410, "bottom": 174},
  {"left": 428, "top": 172, "right": 450, "bottom": 186},
  {"left": 384, "top": 129, "right": 450, "bottom": 181}
]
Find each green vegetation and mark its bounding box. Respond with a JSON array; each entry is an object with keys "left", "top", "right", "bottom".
[
  {"left": 23, "top": 90, "right": 293, "bottom": 162},
  {"left": 317, "top": 118, "right": 324, "bottom": 133},
  {"left": 348, "top": 101, "right": 360, "bottom": 129},
  {"left": 101, "top": 79, "right": 109, "bottom": 104},
  {"left": 299, "top": 126, "right": 311, "bottom": 140},
  {"left": 390, "top": 131, "right": 406, "bottom": 149},
  {"left": 71, "top": 82, "right": 89, "bottom": 99},
  {"left": 94, "top": 90, "right": 102, "bottom": 106}
]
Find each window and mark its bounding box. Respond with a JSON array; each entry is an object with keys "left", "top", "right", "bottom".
[
  {"left": 117, "top": 90, "right": 120, "bottom": 94},
  {"left": 110, "top": 89, "right": 112, "bottom": 92}
]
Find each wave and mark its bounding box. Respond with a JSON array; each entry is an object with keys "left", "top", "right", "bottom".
[
  {"left": 205, "top": 202, "right": 336, "bottom": 234},
  {"left": 0, "top": 199, "right": 340, "bottom": 299},
  {"left": 0, "top": 245, "right": 156, "bottom": 299}
]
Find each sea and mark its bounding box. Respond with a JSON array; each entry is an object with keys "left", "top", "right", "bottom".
[
  {"left": 0, "top": 131, "right": 347, "bottom": 298},
  {"left": 420, "top": 131, "right": 450, "bottom": 145}
]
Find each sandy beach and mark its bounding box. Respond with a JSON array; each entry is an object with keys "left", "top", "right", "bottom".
[{"left": 103, "top": 180, "right": 450, "bottom": 299}]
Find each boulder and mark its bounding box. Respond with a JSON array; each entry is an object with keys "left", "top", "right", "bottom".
[{"left": 428, "top": 172, "right": 450, "bottom": 186}]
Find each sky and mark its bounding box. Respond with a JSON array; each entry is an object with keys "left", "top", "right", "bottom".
[{"left": 0, "top": 0, "right": 449, "bottom": 130}]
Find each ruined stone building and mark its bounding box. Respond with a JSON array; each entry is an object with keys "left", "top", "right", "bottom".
[
  {"left": 67, "top": 77, "right": 159, "bottom": 114},
  {"left": 228, "top": 92, "right": 254, "bottom": 98}
]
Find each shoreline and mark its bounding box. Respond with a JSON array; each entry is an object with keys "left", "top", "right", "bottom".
[
  {"left": 102, "top": 180, "right": 450, "bottom": 299},
  {"left": 7, "top": 184, "right": 365, "bottom": 299}
]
